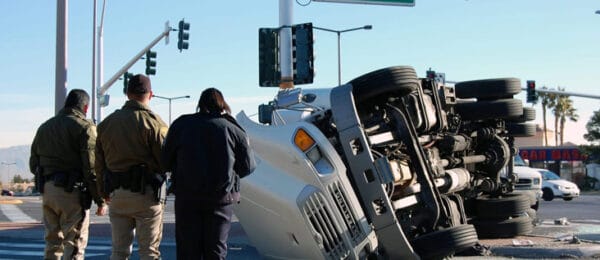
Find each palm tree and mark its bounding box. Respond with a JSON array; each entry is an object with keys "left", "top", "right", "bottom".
[
  {"left": 552, "top": 88, "right": 579, "bottom": 146},
  {"left": 558, "top": 96, "right": 578, "bottom": 145},
  {"left": 539, "top": 86, "right": 556, "bottom": 146},
  {"left": 551, "top": 87, "right": 564, "bottom": 146}
]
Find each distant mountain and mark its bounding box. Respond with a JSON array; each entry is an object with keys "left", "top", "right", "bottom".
[{"left": 0, "top": 145, "right": 32, "bottom": 184}]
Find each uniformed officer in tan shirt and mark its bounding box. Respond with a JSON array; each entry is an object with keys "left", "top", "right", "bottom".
[
  {"left": 96, "top": 74, "right": 168, "bottom": 260},
  {"left": 30, "top": 89, "right": 107, "bottom": 260}
]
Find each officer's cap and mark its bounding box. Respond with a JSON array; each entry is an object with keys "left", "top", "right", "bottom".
[{"left": 127, "top": 74, "right": 152, "bottom": 94}]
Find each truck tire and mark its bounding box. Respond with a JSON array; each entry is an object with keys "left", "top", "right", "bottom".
[
  {"left": 506, "top": 123, "right": 536, "bottom": 137},
  {"left": 455, "top": 78, "right": 522, "bottom": 100},
  {"left": 508, "top": 107, "right": 536, "bottom": 122},
  {"left": 455, "top": 99, "right": 523, "bottom": 121},
  {"left": 349, "top": 66, "right": 419, "bottom": 103},
  {"left": 475, "top": 194, "right": 530, "bottom": 219},
  {"left": 411, "top": 224, "right": 478, "bottom": 260},
  {"left": 471, "top": 216, "right": 533, "bottom": 238}
]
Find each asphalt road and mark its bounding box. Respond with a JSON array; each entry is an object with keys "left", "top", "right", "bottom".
[
  {"left": 0, "top": 193, "right": 598, "bottom": 259},
  {"left": 537, "top": 193, "right": 600, "bottom": 221}
]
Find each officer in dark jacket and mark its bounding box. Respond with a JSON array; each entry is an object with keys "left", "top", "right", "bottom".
[
  {"left": 162, "top": 88, "right": 256, "bottom": 260},
  {"left": 29, "top": 89, "right": 106, "bottom": 260}
]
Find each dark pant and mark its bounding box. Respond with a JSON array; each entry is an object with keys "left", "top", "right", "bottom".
[{"left": 175, "top": 199, "right": 233, "bottom": 260}]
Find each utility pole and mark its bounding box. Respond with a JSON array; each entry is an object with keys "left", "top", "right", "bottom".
[
  {"left": 55, "top": 0, "right": 68, "bottom": 115},
  {"left": 96, "top": 0, "right": 107, "bottom": 122},
  {"left": 279, "top": 0, "right": 294, "bottom": 89}
]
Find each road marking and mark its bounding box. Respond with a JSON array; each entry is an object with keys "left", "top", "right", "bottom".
[
  {"left": 0, "top": 249, "right": 104, "bottom": 257},
  {"left": 0, "top": 204, "right": 36, "bottom": 223},
  {"left": 0, "top": 199, "right": 22, "bottom": 205}
]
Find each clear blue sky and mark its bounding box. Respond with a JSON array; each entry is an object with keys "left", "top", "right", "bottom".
[{"left": 1, "top": 0, "right": 599, "bottom": 148}]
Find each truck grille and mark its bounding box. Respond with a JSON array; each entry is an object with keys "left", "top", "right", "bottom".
[
  {"left": 328, "top": 181, "right": 363, "bottom": 242},
  {"left": 515, "top": 178, "right": 532, "bottom": 188},
  {"left": 302, "top": 191, "right": 350, "bottom": 259}
]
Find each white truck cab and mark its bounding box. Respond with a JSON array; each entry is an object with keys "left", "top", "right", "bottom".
[{"left": 505, "top": 155, "right": 543, "bottom": 209}]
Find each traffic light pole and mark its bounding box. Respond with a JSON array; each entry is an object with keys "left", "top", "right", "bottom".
[
  {"left": 521, "top": 87, "right": 600, "bottom": 100},
  {"left": 95, "top": 22, "right": 173, "bottom": 123},
  {"left": 98, "top": 24, "right": 171, "bottom": 97}
]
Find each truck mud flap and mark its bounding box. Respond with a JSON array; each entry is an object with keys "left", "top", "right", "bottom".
[{"left": 330, "top": 84, "right": 419, "bottom": 260}]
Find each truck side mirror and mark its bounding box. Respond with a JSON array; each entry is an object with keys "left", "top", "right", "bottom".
[{"left": 258, "top": 104, "right": 274, "bottom": 124}]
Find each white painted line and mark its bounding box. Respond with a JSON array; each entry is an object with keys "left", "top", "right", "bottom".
[
  {"left": 0, "top": 204, "right": 36, "bottom": 223},
  {"left": 0, "top": 249, "right": 104, "bottom": 257}
]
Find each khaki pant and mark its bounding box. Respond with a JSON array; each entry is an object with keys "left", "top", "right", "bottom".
[
  {"left": 109, "top": 186, "right": 164, "bottom": 260},
  {"left": 42, "top": 181, "right": 89, "bottom": 260}
]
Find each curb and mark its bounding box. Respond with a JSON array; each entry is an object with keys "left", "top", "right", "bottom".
[{"left": 492, "top": 245, "right": 600, "bottom": 258}]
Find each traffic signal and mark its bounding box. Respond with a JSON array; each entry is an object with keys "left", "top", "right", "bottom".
[
  {"left": 145, "top": 51, "right": 157, "bottom": 76},
  {"left": 258, "top": 27, "right": 281, "bottom": 87},
  {"left": 122, "top": 71, "right": 134, "bottom": 94},
  {"left": 526, "top": 80, "right": 538, "bottom": 104},
  {"left": 426, "top": 68, "right": 436, "bottom": 79},
  {"left": 178, "top": 19, "right": 190, "bottom": 52},
  {"left": 292, "top": 23, "right": 314, "bottom": 85}
]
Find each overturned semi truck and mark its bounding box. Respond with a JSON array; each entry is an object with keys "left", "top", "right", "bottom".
[{"left": 234, "top": 66, "right": 537, "bottom": 259}]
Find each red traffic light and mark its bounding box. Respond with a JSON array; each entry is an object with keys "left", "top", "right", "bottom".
[{"left": 527, "top": 80, "right": 536, "bottom": 89}]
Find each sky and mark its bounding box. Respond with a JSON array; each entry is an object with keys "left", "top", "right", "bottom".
[{"left": 0, "top": 0, "right": 599, "bottom": 149}]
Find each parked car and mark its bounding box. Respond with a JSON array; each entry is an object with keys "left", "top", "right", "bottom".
[
  {"left": 1, "top": 189, "right": 14, "bottom": 196},
  {"left": 536, "top": 169, "right": 580, "bottom": 201}
]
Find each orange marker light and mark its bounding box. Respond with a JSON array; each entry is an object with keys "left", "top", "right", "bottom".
[{"left": 294, "top": 128, "right": 315, "bottom": 152}]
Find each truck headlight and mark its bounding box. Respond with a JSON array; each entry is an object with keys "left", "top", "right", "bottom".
[{"left": 533, "top": 178, "right": 540, "bottom": 185}]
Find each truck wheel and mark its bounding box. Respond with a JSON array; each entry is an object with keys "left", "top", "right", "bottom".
[
  {"left": 455, "top": 78, "right": 522, "bottom": 100},
  {"left": 349, "top": 66, "right": 419, "bottom": 103},
  {"left": 471, "top": 216, "right": 534, "bottom": 238},
  {"left": 475, "top": 194, "right": 530, "bottom": 219},
  {"left": 508, "top": 107, "right": 536, "bottom": 122},
  {"left": 542, "top": 188, "right": 554, "bottom": 201},
  {"left": 411, "top": 224, "right": 478, "bottom": 260},
  {"left": 506, "top": 123, "right": 536, "bottom": 137},
  {"left": 455, "top": 99, "right": 523, "bottom": 121}
]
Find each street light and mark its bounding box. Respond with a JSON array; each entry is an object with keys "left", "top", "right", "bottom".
[
  {"left": 313, "top": 25, "right": 373, "bottom": 85},
  {"left": 152, "top": 95, "right": 190, "bottom": 124}
]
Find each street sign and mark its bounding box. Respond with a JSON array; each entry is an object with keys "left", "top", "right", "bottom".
[{"left": 314, "top": 0, "right": 415, "bottom": 6}]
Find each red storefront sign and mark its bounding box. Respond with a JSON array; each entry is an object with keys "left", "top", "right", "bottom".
[{"left": 519, "top": 148, "right": 587, "bottom": 162}]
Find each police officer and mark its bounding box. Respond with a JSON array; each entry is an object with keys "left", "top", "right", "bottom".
[
  {"left": 162, "top": 88, "right": 256, "bottom": 259},
  {"left": 96, "top": 74, "right": 168, "bottom": 260},
  {"left": 29, "top": 89, "right": 107, "bottom": 260}
]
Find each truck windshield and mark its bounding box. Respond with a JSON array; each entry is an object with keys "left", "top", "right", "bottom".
[{"left": 514, "top": 154, "right": 527, "bottom": 166}]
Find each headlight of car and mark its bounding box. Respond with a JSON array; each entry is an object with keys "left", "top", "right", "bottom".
[{"left": 533, "top": 178, "right": 540, "bottom": 185}]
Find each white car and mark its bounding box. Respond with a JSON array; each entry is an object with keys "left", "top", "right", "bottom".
[{"left": 536, "top": 169, "right": 580, "bottom": 201}]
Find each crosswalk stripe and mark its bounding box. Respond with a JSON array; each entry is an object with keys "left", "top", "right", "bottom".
[
  {"left": 0, "top": 204, "right": 36, "bottom": 223},
  {"left": 0, "top": 242, "right": 113, "bottom": 251},
  {"left": 0, "top": 249, "right": 104, "bottom": 257}
]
